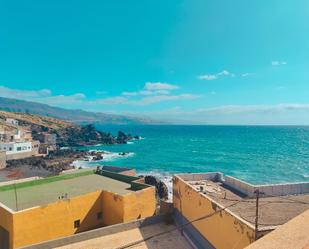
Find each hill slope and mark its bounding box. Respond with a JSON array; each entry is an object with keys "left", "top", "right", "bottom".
[
  {"left": 0, "top": 110, "right": 135, "bottom": 146},
  {"left": 0, "top": 97, "right": 159, "bottom": 125}
]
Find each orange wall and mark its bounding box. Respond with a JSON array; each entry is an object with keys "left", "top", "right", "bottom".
[
  {"left": 123, "top": 187, "right": 156, "bottom": 222},
  {"left": 173, "top": 177, "right": 255, "bottom": 249},
  {"left": 12, "top": 191, "right": 104, "bottom": 249},
  {"left": 102, "top": 191, "right": 125, "bottom": 226},
  {"left": 2, "top": 185, "right": 156, "bottom": 249}
]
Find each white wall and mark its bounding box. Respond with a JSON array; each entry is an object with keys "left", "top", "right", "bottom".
[{"left": 0, "top": 142, "right": 32, "bottom": 155}]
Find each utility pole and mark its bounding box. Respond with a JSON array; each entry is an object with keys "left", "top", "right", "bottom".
[{"left": 254, "top": 189, "right": 260, "bottom": 240}]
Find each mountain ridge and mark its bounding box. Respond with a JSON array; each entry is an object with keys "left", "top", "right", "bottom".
[{"left": 0, "top": 97, "right": 160, "bottom": 125}]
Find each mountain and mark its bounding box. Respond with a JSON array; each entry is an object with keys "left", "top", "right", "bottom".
[{"left": 0, "top": 97, "right": 160, "bottom": 125}]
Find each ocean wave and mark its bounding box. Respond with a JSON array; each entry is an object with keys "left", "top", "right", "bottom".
[{"left": 71, "top": 151, "right": 135, "bottom": 168}]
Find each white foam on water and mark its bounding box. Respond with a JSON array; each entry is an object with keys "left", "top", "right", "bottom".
[
  {"left": 71, "top": 151, "right": 135, "bottom": 168},
  {"left": 138, "top": 170, "right": 173, "bottom": 199}
]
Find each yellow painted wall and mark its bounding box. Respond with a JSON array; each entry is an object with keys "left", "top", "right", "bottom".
[
  {"left": 123, "top": 187, "right": 156, "bottom": 222},
  {"left": 102, "top": 191, "right": 125, "bottom": 226},
  {"left": 0, "top": 205, "right": 13, "bottom": 248},
  {"left": 173, "top": 177, "right": 255, "bottom": 249},
  {"left": 12, "top": 191, "right": 104, "bottom": 249},
  {"left": 2, "top": 185, "right": 156, "bottom": 249}
]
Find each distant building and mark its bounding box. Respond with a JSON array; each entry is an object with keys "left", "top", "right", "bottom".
[
  {"left": 5, "top": 118, "right": 18, "bottom": 126},
  {"left": 36, "top": 132, "right": 57, "bottom": 154},
  {"left": 0, "top": 141, "right": 40, "bottom": 160},
  {"left": 0, "top": 168, "right": 156, "bottom": 249}
]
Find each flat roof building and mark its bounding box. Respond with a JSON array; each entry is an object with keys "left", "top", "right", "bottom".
[
  {"left": 0, "top": 167, "right": 156, "bottom": 249},
  {"left": 173, "top": 172, "right": 309, "bottom": 249}
]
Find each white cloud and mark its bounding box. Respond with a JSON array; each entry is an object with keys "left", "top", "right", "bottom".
[
  {"left": 0, "top": 83, "right": 197, "bottom": 108},
  {"left": 198, "top": 75, "right": 217, "bottom": 81},
  {"left": 241, "top": 73, "right": 255, "bottom": 77},
  {"left": 142, "top": 104, "right": 309, "bottom": 125},
  {"left": 144, "top": 82, "right": 179, "bottom": 91},
  {"left": 122, "top": 82, "right": 178, "bottom": 97},
  {"left": 0, "top": 86, "right": 51, "bottom": 99},
  {"left": 198, "top": 70, "right": 234, "bottom": 81},
  {"left": 272, "top": 61, "right": 287, "bottom": 66}
]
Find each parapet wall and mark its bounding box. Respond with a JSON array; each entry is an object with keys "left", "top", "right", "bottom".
[
  {"left": 175, "top": 172, "right": 309, "bottom": 198},
  {"left": 224, "top": 175, "right": 309, "bottom": 198}
]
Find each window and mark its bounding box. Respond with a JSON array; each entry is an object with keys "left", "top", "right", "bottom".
[
  {"left": 74, "top": 220, "right": 80, "bottom": 228},
  {"left": 97, "top": 212, "right": 103, "bottom": 220},
  {"left": 17, "top": 147, "right": 21, "bottom": 151}
]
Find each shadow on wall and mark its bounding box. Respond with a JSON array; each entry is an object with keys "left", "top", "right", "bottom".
[
  {"left": 0, "top": 225, "right": 9, "bottom": 249},
  {"left": 75, "top": 193, "right": 104, "bottom": 234}
]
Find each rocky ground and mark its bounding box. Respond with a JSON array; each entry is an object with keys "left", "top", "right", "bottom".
[{"left": 2, "top": 149, "right": 114, "bottom": 181}]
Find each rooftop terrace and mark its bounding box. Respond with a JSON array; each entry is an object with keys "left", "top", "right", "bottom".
[
  {"left": 0, "top": 170, "right": 142, "bottom": 211},
  {"left": 177, "top": 172, "right": 309, "bottom": 230}
]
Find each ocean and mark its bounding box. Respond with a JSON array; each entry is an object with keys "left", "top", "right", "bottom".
[{"left": 77, "top": 125, "right": 309, "bottom": 185}]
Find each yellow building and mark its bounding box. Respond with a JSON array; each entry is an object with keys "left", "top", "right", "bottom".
[
  {"left": 173, "top": 172, "right": 309, "bottom": 249},
  {"left": 0, "top": 167, "right": 156, "bottom": 249}
]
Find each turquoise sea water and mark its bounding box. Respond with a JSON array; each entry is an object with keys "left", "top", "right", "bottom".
[{"left": 82, "top": 125, "right": 309, "bottom": 185}]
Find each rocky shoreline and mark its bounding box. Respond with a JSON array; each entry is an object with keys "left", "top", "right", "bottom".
[{"left": 5, "top": 148, "right": 132, "bottom": 178}]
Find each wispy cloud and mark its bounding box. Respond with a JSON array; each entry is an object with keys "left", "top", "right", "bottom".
[
  {"left": 272, "top": 61, "right": 287, "bottom": 66},
  {"left": 0, "top": 86, "right": 51, "bottom": 99},
  {"left": 0, "top": 83, "right": 198, "bottom": 108},
  {"left": 143, "top": 104, "right": 309, "bottom": 125},
  {"left": 241, "top": 73, "right": 255, "bottom": 77},
  {"left": 198, "top": 70, "right": 234, "bottom": 81},
  {"left": 144, "top": 82, "right": 179, "bottom": 91},
  {"left": 121, "top": 82, "right": 179, "bottom": 96}
]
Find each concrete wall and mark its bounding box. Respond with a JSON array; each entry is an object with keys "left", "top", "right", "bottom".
[
  {"left": 0, "top": 150, "right": 6, "bottom": 169},
  {"left": 224, "top": 175, "right": 309, "bottom": 197},
  {"left": 245, "top": 209, "right": 309, "bottom": 249},
  {"left": 173, "top": 175, "right": 255, "bottom": 249},
  {"left": 19, "top": 215, "right": 166, "bottom": 249},
  {"left": 6, "top": 151, "right": 34, "bottom": 161}
]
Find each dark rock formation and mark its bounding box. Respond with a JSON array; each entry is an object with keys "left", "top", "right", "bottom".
[{"left": 144, "top": 175, "right": 169, "bottom": 200}]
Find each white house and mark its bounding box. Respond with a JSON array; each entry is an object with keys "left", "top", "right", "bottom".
[
  {"left": 6, "top": 118, "right": 19, "bottom": 126},
  {"left": 0, "top": 142, "right": 32, "bottom": 155}
]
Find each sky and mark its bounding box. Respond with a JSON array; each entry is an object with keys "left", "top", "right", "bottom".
[{"left": 1, "top": 0, "right": 309, "bottom": 124}]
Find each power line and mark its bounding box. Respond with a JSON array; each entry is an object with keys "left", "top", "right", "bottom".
[{"left": 114, "top": 200, "right": 243, "bottom": 249}]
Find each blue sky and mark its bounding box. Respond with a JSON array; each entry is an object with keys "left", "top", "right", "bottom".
[{"left": 1, "top": 0, "right": 309, "bottom": 124}]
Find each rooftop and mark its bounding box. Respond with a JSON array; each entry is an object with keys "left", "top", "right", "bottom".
[
  {"left": 0, "top": 170, "right": 140, "bottom": 211},
  {"left": 177, "top": 172, "right": 309, "bottom": 229}
]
